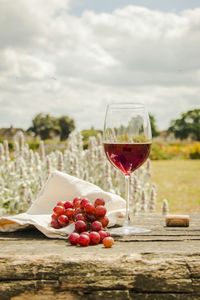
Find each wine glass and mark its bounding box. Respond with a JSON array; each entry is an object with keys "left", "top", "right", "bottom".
[{"left": 103, "top": 103, "right": 152, "bottom": 236}]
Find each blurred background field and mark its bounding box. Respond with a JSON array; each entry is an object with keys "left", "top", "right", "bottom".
[
  {"left": 150, "top": 141, "right": 200, "bottom": 160},
  {"left": 152, "top": 160, "right": 200, "bottom": 213},
  {"left": 0, "top": 109, "right": 199, "bottom": 216}
]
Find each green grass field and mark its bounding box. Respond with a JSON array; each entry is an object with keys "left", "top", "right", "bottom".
[{"left": 151, "top": 160, "right": 200, "bottom": 213}]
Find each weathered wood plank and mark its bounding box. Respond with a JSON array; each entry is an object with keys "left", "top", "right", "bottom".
[{"left": 0, "top": 214, "right": 200, "bottom": 299}]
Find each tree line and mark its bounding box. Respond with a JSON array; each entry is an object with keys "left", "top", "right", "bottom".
[
  {"left": 28, "top": 114, "right": 75, "bottom": 140},
  {"left": 150, "top": 109, "right": 200, "bottom": 140},
  {"left": 27, "top": 109, "right": 199, "bottom": 141}
]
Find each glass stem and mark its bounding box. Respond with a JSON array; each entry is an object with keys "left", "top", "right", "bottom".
[{"left": 124, "top": 175, "right": 131, "bottom": 227}]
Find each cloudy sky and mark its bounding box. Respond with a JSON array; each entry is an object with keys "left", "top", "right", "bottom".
[{"left": 0, "top": 0, "right": 200, "bottom": 131}]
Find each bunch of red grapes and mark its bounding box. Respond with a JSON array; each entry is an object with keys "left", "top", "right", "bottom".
[{"left": 50, "top": 197, "right": 114, "bottom": 248}]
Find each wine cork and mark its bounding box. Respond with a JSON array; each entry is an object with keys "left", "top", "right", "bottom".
[{"left": 165, "top": 215, "right": 190, "bottom": 227}]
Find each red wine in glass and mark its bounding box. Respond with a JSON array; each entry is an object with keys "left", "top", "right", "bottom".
[
  {"left": 103, "top": 103, "right": 152, "bottom": 236},
  {"left": 104, "top": 143, "right": 151, "bottom": 176}
]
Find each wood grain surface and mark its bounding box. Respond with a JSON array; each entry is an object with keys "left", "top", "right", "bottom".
[{"left": 0, "top": 214, "right": 200, "bottom": 300}]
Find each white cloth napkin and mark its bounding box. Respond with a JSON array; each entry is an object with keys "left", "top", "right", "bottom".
[{"left": 0, "top": 171, "right": 126, "bottom": 239}]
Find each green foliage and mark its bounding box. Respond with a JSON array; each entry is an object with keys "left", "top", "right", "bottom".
[
  {"left": 59, "top": 116, "right": 75, "bottom": 141},
  {"left": 150, "top": 143, "right": 171, "bottom": 160},
  {"left": 81, "top": 128, "right": 102, "bottom": 148},
  {"left": 190, "top": 151, "right": 200, "bottom": 159},
  {"left": 8, "top": 141, "right": 14, "bottom": 151},
  {"left": 28, "top": 141, "right": 40, "bottom": 150},
  {"left": 0, "top": 137, "right": 14, "bottom": 151},
  {"left": 150, "top": 141, "right": 200, "bottom": 160},
  {"left": 28, "top": 113, "right": 59, "bottom": 140},
  {"left": 188, "top": 143, "right": 200, "bottom": 159},
  {"left": 168, "top": 109, "right": 200, "bottom": 141},
  {"left": 117, "top": 134, "right": 150, "bottom": 143},
  {"left": 149, "top": 114, "right": 159, "bottom": 137},
  {"left": 28, "top": 113, "right": 75, "bottom": 140}
]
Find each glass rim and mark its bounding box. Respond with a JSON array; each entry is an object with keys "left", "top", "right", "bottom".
[{"left": 107, "top": 102, "right": 145, "bottom": 109}]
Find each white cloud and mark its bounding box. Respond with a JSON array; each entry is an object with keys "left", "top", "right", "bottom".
[{"left": 0, "top": 2, "right": 199, "bottom": 131}]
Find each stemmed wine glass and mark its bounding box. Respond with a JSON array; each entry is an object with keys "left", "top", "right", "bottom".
[{"left": 103, "top": 103, "right": 152, "bottom": 236}]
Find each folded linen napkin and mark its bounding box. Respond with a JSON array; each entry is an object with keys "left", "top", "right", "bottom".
[{"left": 0, "top": 171, "right": 126, "bottom": 239}]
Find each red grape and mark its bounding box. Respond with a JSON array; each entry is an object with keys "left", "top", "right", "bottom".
[
  {"left": 64, "top": 201, "right": 73, "bottom": 209},
  {"left": 57, "top": 201, "right": 65, "bottom": 207},
  {"left": 75, "top": 213, "right": 87, "bottom": 222},
  {"left": 85, "top": 203, "right": 96, "bottom": 215},
  {"left": 57, "top": 215, "right": 69, "bottom": 227},
  {"left": 74, "top": 208, "right": 83, "bottom": 215},
  {"left": 80, "top": 198, "right": 89, "bottom": 209},
  {"left": 95, "top": 205, "right": 107, "bottom": 218},
  {"left": 51, "top": 213, "right": 58, "bottom": 220},
  {"left": 50, "top": 219, "right": 61, "bottom": 229},
  {"left": 99, "top": 216, "right": 109, "bottom": 228},
  {"left": 78, "top": 234, "right": 90, "bottom": 247},
  {"left": 53, "top": 205, "right": 65, "bottom": 215},
  {"left": 103, "top": 237, "right": 114, "bottom": 248},
  {"left": 80, "top": 231, "right": 90, "bottom": 237},
  {"left": 91, "top": 220, "right": 102, "bottom": 232},
  {"left": 89, "top": 231, "right": 101, "bottom": 245},
  {"left": 94, "top": 198, "right": 105, "bottom": 207},
  {"left": 99, "top": 230, "right": 110, "bottom": 242},
  {"left": 65, "top": 208, "right": 74, "bottom": 219},
  {"left": 75, "top": 220, "right": 87, "bottom": 233},
  {"left": 68, "top": 232, "right": 80, "bottom": 245},
  {"left": 73, "top": 197, "right": 81, "bottom": 208}
]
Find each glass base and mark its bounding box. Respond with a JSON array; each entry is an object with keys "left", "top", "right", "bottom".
[{"left": 109, "top": 226, "right": 150, "bottom": 236}]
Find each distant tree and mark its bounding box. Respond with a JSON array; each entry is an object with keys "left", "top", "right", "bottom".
[
  {"left": 28, "top": 114, "right": 59, "bottom": 140},
  {"left": 149, "top": 114, "right": 159, "bottom": 137},
  {"left": 58, "top": 116, "right": 75, "bottom": 141},
  {"left": 81, "top": 128, "right": 102, "bottom": 148},
  {"left": 168, "top": 109, "right": 200, "bottom": 141},
  {"left": 28, "top": 113, "right": 75, "bottom": 140}
]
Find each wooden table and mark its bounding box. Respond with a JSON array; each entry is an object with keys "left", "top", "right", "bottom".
[{"left": 0, "top": 214, "right": 200, "bottom": 300}]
